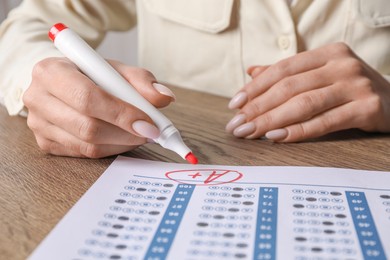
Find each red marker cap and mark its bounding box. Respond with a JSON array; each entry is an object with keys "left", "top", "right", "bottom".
[
  {"left": 48, "top": 23, "right": 68, "bottom": 42},
  {"left": 185, "top": 152, "right": 198, "bottom": 165}
]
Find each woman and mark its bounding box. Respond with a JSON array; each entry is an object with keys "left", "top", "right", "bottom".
[{"left": 0, "top": 0, "right": 389, "bottom": 158}]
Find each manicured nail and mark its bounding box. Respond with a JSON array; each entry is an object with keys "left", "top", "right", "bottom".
[
  {"left": 153, "top": 83, "right": 176, "bottom": 101},
  {"left": 132, "top": 120, "right": 160, "bottom": 139},
  {"left": 265, "top": 129, "right": 288, "bottom": 141},
  {"left": 225, "top": 114, "right": 247, "bottom": 133},
  {"left": 233, "top": 122, "right": 256, "bottom": 137},
  {"left": 228, "top": 92, "right": 248, "bottom": 109}
]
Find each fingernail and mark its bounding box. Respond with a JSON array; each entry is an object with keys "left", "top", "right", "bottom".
[
  {"left": 265, "top": 129, "right": 288, "bottom": 141},
  {"left": 228, "top": 92, "right": 248, "bottom": 109},
  {"left": 132, "top": 120, "right": 160, "bottom": 139},
  {"left": 153, "top": 83, "right": 176, "bottom": 101},
  {"left": 233, "top": 122, "right": 255, "bottom": 137},
  {"left": 225, "top": 114, "right": 247, "bottom": 133}
]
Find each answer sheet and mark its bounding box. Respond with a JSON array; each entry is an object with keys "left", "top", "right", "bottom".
[{"left": 29, "top": 156, "right": 390, "bottom": 260}]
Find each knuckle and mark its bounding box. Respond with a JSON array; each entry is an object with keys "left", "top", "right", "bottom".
[
  {"left": 26, "top": 115, "right": 39, "bottom": 131},
  {"left": 32, "top": 59, "right": 51, "bottom": 78},
  {"left": 262, "top": 112, "right": 274, "bottom": 127},
  {"left": 290, "top": 124, "right": 307, "bottom": 141},
  {"left": 22, "top": 88, "right": 34, "bottom": 107},
  {"left": 343, "top": 58, "right": 364, "bottom": 76},
  {"left": 242, "top": 101, "right": 262, "bottom": 120},
  {"left": 363, "top": 95, "right": 382, "bottom": 119},
  {"left": 330, "top": 42, "right": 352, "bottom": 56},
  {"left": 36, "top": 137, "right": 52, "bottom": 153},
  {"left": 296, "top": 94, "right": 317, "bottom": 113},
  {"left": 353, "top": 77, "right": 373, "bottom": 96},
  {"left": 78, "top": 118, "right": 100, "bottom": 142},
  {"left": 318, "top": 115, "right": 334, "bottom": 132},
  {"left": 32, "top": 58, "right": 63, "bottom": 78},
  {"left": 112, "top": 103, "right": 131, "bottom": 127},
  {"left": 80, "top": 143, "right": 103, "bottom": 158},
  {"left": 357, "top": 96, "right": 383, "bottom": 131},
  {"left": 72, "top": 85, "right": 95, "bottom": 114},
  {"left": 277, "top": 78, "right": 295, "bottom": 97},
  {"left": 274, "top": 59, "right": 291, "bottom": 76}
]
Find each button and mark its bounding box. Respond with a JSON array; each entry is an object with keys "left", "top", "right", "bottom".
[{"left": 278, "top": 36, "right": 290, "bottom": 50}]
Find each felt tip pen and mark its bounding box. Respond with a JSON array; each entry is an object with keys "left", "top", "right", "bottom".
[{"left": 48, "top": 23, "right": 198, "bottom": 164}]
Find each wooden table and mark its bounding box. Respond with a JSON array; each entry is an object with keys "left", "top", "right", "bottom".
[{"left": 1, "top": 86, "right": 390, "bottom": 260}]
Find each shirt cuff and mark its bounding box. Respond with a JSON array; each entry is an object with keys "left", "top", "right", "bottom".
[{"left": 4, "top": 86, "right": 27, "bottom": 116}]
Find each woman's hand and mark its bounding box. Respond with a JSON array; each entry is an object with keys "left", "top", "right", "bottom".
[
  {"left": 226, "top": 42, "right": 390, "bottom": 142},
  {"left": 23, "top": 57, "right": 175, "bottom": 158}
]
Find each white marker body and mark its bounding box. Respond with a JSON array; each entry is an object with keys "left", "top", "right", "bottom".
[{"left": 53, "top": 28, "right": 191, "bottom": 159}]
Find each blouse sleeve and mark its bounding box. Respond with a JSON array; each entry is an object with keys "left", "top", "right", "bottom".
[{"left": 0, "top": 0, "right": 137, "bottom": 115}]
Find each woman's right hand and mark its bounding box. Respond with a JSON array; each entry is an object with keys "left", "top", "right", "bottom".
[{"left": 23, "top": 57, "right": 175, "bottom": 158}]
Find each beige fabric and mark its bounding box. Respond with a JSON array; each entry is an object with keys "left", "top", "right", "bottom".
[{"left": 0, "top": 0, "right": 389, "bottom": 116}]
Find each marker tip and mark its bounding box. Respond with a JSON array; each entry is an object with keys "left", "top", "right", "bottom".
[{"left": 185, "top": 152, "right": 198, "bottom": 165}]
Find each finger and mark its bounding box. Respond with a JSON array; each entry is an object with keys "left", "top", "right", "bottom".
[
  {"left": 33, "top": 120, "right": 137, "bottom": 158},
  {"left": 240, "top": 66, "right": 332, "bottom": 121},
  {"left": 271, "top": 101, "right": 364, "bottom": 142},
  {"left": 229, "top": 51, "right": 328, "bottom": 110},
  {"left": 229, "top": 66, "right": 268, "bottom": 110},
  {"left": 36, "top": 136, "right": 136, "bottom": 158},
  {"left": 35, "top": 135, "right": 83, "bottom": 157},
  {"left": 31, "top": 92, "right": 146, "bottom": 145},
  {"left": 241, "top": 48, "right": 330, "bottom": 101},
  {"left": 39, "top": 61, "right": 156, "bottom": 137},
  {"left": 246, "top": 65, "right": 269, "bottom": 78},
  {"left": 109, "top": 61, "right": 176, "bottom": 107},
  {"left": 33, "top": 58, "right": 162, "bottom": 138},
  {"left": 235, "top": 83, "right": 350, "bottom": 138}
]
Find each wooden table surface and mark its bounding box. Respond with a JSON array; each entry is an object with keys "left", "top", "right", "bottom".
[{"left": 1, "top": 86, "right": 390, "bottom": 259}]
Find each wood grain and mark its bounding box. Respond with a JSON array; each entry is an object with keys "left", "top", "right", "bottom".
[{"left": 1, "top": 86, "right": 390, "bottom": 259}]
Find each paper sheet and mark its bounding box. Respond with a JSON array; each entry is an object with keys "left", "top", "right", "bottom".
[{"left": 29, "top": 156, "right": 390, "bottom": 260}]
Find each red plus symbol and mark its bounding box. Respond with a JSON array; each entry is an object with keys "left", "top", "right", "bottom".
[{"left": 189, "top": 172, "right": 202, "bottom": 179}]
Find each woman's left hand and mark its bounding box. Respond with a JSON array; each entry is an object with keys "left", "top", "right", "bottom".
[{"left": 226, "top": 42, "right": 390, "bottom": 142}]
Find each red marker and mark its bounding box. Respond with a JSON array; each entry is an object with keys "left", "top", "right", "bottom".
[{"left": 49, "top": 23, "right": 198, "bottom": 164}]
